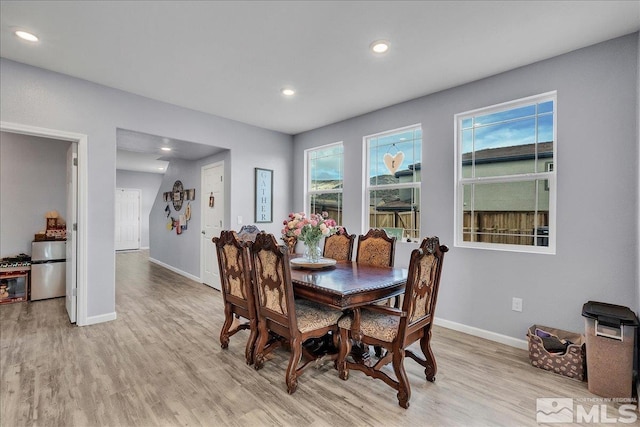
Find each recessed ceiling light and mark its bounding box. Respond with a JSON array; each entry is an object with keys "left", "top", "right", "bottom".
[
  {"left": 158, "top": 167, "right": 165, "bottom": 170},
  {"left": 281, "top": 88, "right": 296, "bottom": 97},
  {"left": 161, "top": 147, "right": 171, "bottom": 151},
  {"left": 370, "top": 40, "right": 390, "bottom": 54},
  {"left": 15, "top": 30, "right": 39, "bottom": 42}
]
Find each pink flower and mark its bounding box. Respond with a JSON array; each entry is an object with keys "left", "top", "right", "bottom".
[{"left": 294, "top": 228, "right": 301, "bottom": 236}]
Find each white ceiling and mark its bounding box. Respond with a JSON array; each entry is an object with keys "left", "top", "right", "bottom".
[
  {"left": 115, "top": 128, "right": 225, "bottom": 174},
  {"left": 1, "top": 1, "right": 639, "bottom": 138}
]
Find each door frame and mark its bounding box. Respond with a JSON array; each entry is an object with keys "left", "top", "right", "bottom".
[
  {"left": 115, "top": 187, "right": 141, "bottom": 251},
  {"left": 1, "top": 121, "right": 88, "bottom": 326},
  {"left": 200, "top": 160, "right": 225, "bottom": 286}
]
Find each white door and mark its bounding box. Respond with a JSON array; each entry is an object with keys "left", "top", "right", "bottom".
[
  {"left": 66, "top": 143, "right": 77, "bottom": 323},
  {"left": 115, "top": 188, "right": 141, "bottom": 251},
  {"left": 201, "top": 162, "right": 224, "bottom": 289}
]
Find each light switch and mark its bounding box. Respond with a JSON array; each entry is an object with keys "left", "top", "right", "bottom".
[{"left": 237, "top": 216, "right": 243, "bottom": 225}]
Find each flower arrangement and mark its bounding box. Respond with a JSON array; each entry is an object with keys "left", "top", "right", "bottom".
[
  {"left": 282, "top": 211, "right": 339, "bottom": 243},
  {"left": 281, "top": 211, "right": 342, "bottom": 261}
]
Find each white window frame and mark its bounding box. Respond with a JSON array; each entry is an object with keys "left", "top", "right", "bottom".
[
  {"left": 363, "top": 124, "right": 422, "bottom": 242},
  {"left": 454, "top": 91, "right": 557, "bottom": 254},
  {"left": 304, "top": 142, "right": 344, "bottom": 222}
]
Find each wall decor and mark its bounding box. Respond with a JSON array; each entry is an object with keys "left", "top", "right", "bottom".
[
  {"left": 255, "top": 168, "right": 273, "bottom": 223},
  {"left": 161, "top": 180, "right": 196, "bottom": 234},
  {"left": 172, "top": 180, "right": 184, "bottom": 211}
]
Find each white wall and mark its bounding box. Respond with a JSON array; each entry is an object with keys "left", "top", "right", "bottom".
[
  {"left": 115, "top": 170, "right": 163, "bottom": 249},
  {"left": 0, "top": 58, "right": 293, "bottom": 323},
  {"left": 293, "top": 33, "right": 640, "bottom": 340},
  {"left": 0, "top": 132, "right": 70, "bottom": 256}
]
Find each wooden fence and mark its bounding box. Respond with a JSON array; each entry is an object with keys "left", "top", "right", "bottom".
[
  {"left": 369, "top": 210, "right": 420, "bottom": 239},
  {"left": 463, "top": 211, "right": 549, "bottom": 246}
]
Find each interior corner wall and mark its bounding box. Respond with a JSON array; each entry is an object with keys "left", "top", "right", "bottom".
[
  {"left": 115, "top": 170, "right": 163, "bottom": 248},
  {"left": 0, "top": 58, "right": 293, "bottom": 322},
  {"left": 0, "top": 131, "right": 70, "bottom": 256},
  {"left": 149, "top": 159, "right": 201, "bottom": 277},
  {"left": 293, "top": 32, "right": 640, "bottom": 340}
]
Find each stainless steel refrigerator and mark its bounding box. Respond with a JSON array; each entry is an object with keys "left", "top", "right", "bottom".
[{"left": 31, "top": 241, "right": 66, "bottom": 300}]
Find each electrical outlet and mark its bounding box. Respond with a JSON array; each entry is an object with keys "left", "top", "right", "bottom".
[{"left": 512, "top": 297, "right": 523, "bottom": 312}]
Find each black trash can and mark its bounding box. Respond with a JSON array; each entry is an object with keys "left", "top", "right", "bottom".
[{"left": 582, "top": 301, "right": 639, "bottom": 398}]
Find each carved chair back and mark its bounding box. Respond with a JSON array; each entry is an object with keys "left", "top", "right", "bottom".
[
  {"left": 237, "top": 224, "right": 261, "bottom": 243},
  {"left": 356, "top": 228, "right": 397, "bottom": 267},
  {"left": 323, "top": 227, "right": 356, "bottom": 261},
  {"left": 398, "top": 237, "right": 448, "bottom": 342},
  {"left": 212, "top": 230, "right": 257, "bottom": 364},
  {"left": 250, "top": 232, "right": 297, "bottom": 336}
]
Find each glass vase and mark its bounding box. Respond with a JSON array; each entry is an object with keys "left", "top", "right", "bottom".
[{"left": 304, "top": 238, "right": 322, "bottom": 263}]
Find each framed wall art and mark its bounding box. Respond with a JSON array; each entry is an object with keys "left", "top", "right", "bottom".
[{"left": 255, "top": 168, "right": 273, "bottom": 223}]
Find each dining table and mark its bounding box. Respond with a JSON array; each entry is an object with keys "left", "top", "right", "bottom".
[{"left": 289, "top": 259, "right": 408, "bottom": 310}]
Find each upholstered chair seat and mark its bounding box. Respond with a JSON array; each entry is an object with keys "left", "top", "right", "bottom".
[
  {"left": 296, "top": 300, "right": 344, "bottom": 333},
  {"left": 338, "top": 309, "right": 399, "bottom": 342}
]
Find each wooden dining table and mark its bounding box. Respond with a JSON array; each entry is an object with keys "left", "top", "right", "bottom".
[{"left": 289, "top": 260, "right": 408, "bottom": 310}]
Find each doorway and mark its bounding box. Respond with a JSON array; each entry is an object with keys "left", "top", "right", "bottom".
[
  {"left": 115, "top": 188, "right": 141, "bottom": 251},
  {"left": 0, "top": 121, "right": 87, "bottom": 325},
  {"left": 200, "top": 161, "right": 224, "bottom": 290}
]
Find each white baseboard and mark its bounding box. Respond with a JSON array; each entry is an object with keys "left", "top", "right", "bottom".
[
  {"left": 434, "top": 317, "right": 529, "bottom": 350},
  {"left": 149, "top": 257, "right": 201, "bottom": 283},
  {"left": 84, "top": 311, "right": 117, "bottom": 326}
]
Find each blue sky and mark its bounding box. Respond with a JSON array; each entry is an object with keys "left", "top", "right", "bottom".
[{"left": 462, "top": 101, "right": 554, "bottom": 153}]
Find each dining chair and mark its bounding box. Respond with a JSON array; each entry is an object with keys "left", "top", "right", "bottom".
[
  {"left": 212, "top": 230, "right": 259, "bottom": 365},
  {"left": 356, "top": 228, "right": 398, "bottom": 317},
  {"left": 250, "top": 232, "right": 344, "bottom": 394},
  {"left": 237, "top": 224, "right": 261, "bottom": 243},
  {"left": 337, "top": 236, "right": 448, "bottom": 408},
  {"left": 322, "top": 227, "right": 356, "bottom": 261},
  {"left": 355, "top": 228, "right": 396, "bottom": 268}
]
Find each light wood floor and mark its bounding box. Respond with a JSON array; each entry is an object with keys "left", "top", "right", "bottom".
[{"left": 0, "top": 250, "right": 621, "bottom": 426}]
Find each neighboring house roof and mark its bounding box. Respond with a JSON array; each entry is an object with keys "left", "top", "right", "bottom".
[
  {"left": 395, "top": 162, "right": 421, "bottom": 178},
  {"left": 375, "top": 199, "right": 418, "bottom": 212},
  {"left": 462, "top": 141, "right": 553, "bottom": 165}
]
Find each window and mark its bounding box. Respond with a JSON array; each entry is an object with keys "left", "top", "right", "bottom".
[
  {"left": 365, "top": 125, "right": 422, "bottom": 241},
  {"left": 454, "top": 92, "right": 556, "bottom": 253},
  {"left": 306, "top": 143, "right": 344, "bottom": 224}
]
